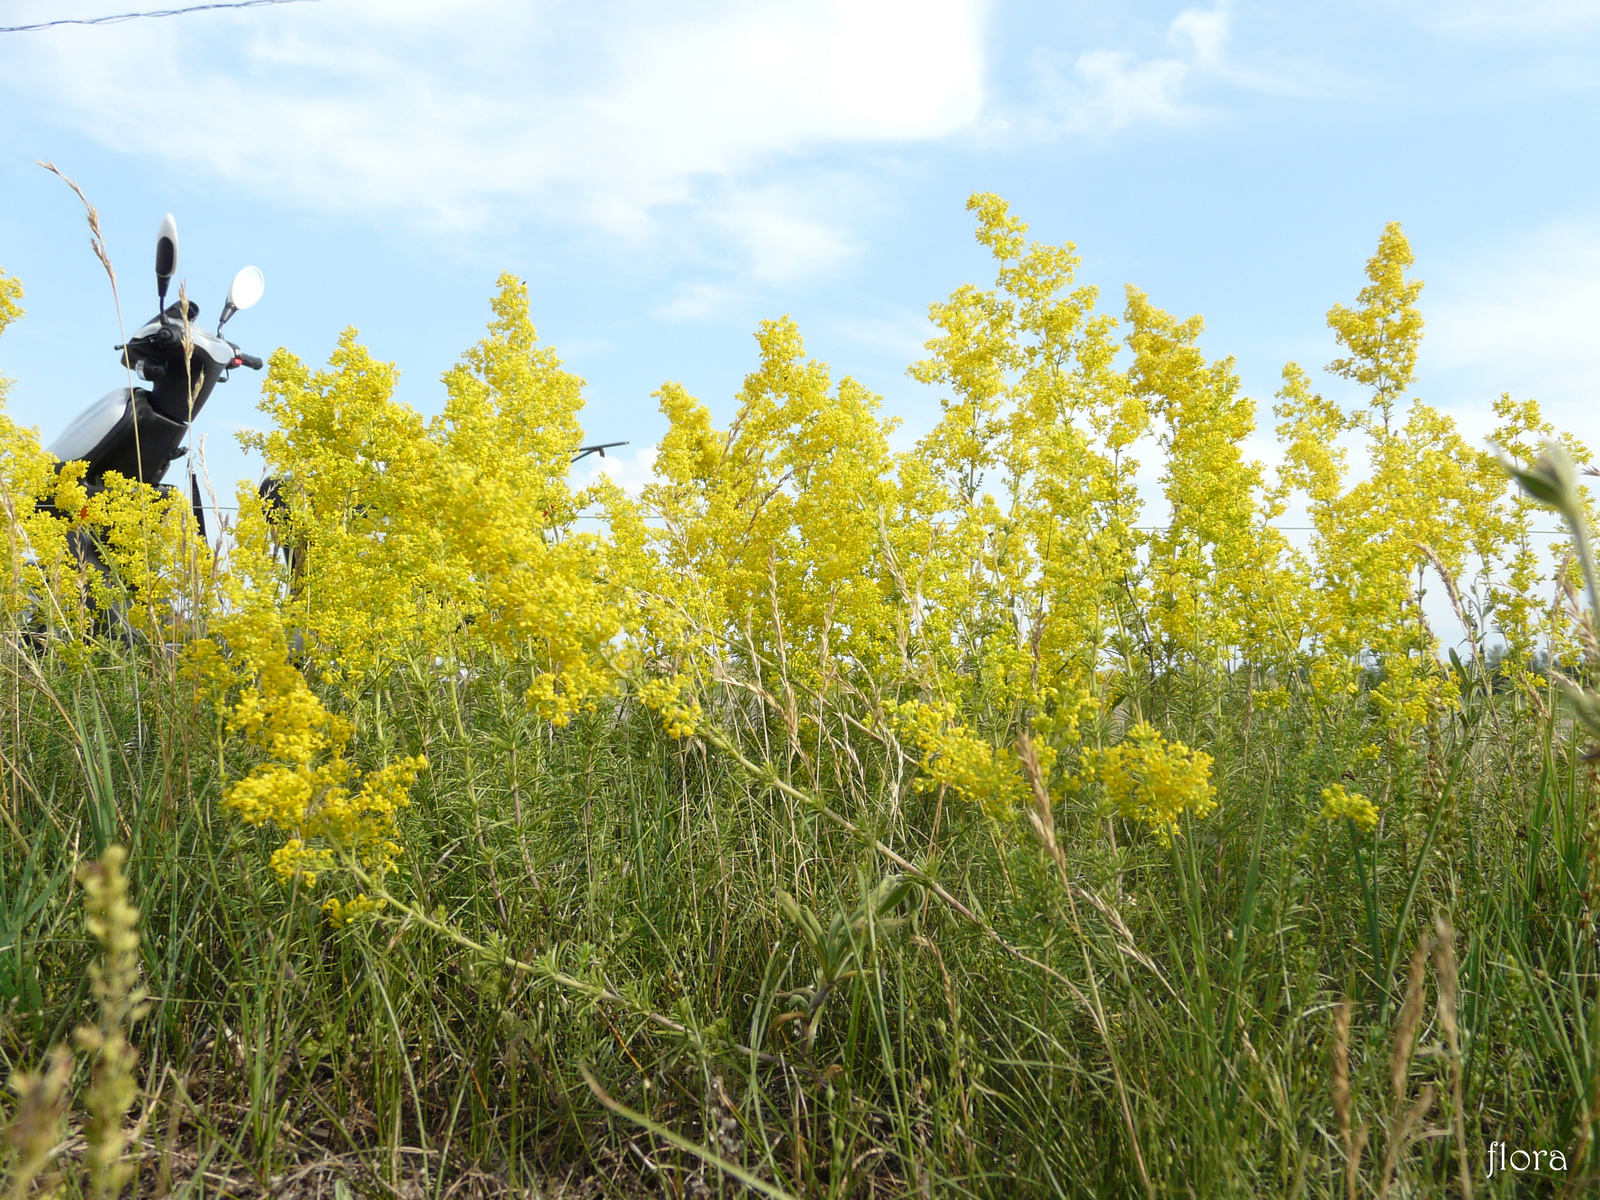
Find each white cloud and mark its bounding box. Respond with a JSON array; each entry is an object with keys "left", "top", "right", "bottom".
[
  {"left": 1012, "top": 3, "right": 1343, "bottom": 137},
  {"left": 0, "top": 0, "right": 985, "bottom": 283},
  {"left": 832, "top": 310, "right": 937, "bottom": 363},
  {"left": 711, "top": 183, "right": 861, "bottom": 285},
  {"left": 1067, "top": 49, "right": 1193, "bottom": 131},
  {"left": 1424, "top": 221, "right": 1600, "bottom": 427},
  {"left": 653, "top": 283, "right": 737, "bottom": 323},
  {"left": 645, "top": 180, "right": 857, "bottom": 319},
  {"left": 1024, "top": 4, "right": 1230, "bottom": 135},
  {"left": 1169, "top": 5, "right": 1230, "bottom": 70},
  {"left": 1422, "top": 0, "right": 1600, "bottom": 38},
  {"left": 648, "top": 176, "right": 865, "bottom": 314}
]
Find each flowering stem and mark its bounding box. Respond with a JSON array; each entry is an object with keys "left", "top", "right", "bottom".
[{"left": 345, "top": 863, "right": 809, "bottom": 1074}]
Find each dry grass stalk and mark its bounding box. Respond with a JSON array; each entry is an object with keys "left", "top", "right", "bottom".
[
  {"left": 910, "top": 934, "right": 976, "bottom": 1170},
  {"left": 1013, "top": 730, "right": 1152, "bottom": 1199},
  {"left": 1391, "top": 931, "right": 1432, "bottom": 1108},
  {"left": 1331, "top": 998, "right": 1363, "bottom": 1200},
  {"left": 1377, "top": 929, "right": 1435, "bottom": 1199},
  {"left": 1350, "top": 1126, "right": 1371, "bottom": 1200},
  {"left": 1433, "top": 913, "right": 1471, "bottom": 1200},
  {"left": 2, "top": 847, "right": 149, "bottom": 1200},
  {"left": 76, "top": 845, "right": 149, "bottom": 1200},
  {"left": 1018, "top": 732, "right": 1065, "bottom": 877},
  {"left": 177, "top": 279, "right": 202, "bottom": 421},
  {"left": 35, "top": 161, "right": 116, "bottom": 293},
  {"left": 1418, "top": 543, "right": 1472, "bottom": 642},
  {"left": 1379, "top": 1085, "right": 1437, "bottom": 1199},
  {"left": 34, "top": 161, "right": 145, "bottom": 498}
]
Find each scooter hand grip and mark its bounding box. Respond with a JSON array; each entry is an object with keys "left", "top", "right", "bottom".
[{"left": 238, "top": 354, "right": 264, "bottom": 370}]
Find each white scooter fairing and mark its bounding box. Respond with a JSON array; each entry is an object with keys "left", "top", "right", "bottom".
[{"left": 47, "top": 389, "right": 131, "bottom": 465}]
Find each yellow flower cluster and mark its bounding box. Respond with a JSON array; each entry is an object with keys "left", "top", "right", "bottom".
[
  {"left": 637, "top": 317, "right": 904, "bottom": 690},
  {"left": 634, "top": 674, "right": 702, "bottom": 739},
  {"left": 1256, "top": 686, "right": 1291, "bottom": 713},
  {"left": 0, "top": 273, "right": 99, "bottom": 639},
  {"left": 81, "top": 472, "right": 213, "bottom": 637},
  {"left": 887, "top": 700, "right": 1029, "bottom": 818},
  {"left": 905, "top": 195, "right": 1146, "bottom": 709},
  {"left": 240, "top": 276, "right": 629, "bottom": 724},
  {"left": 0, "top": 273, "right": 212, "bottom": 644},
  {"left": 322, "top": 892, "right": 386, "bottom": 928},
  {"left": 190, "top": 573, "right": 426, "bottom": 885},
  {"left": 1127, "top": 288, "right": 1301, "bottom": 667},
  {"left": 1319, "top": 783, "right": 1380, "bottom": 832},
  {"left": 1080, "top": 723, "right": 1218, "bottom": 843},
  {"left": 1270, "top": 223, "right": 1556, "bottom": 748},
  {"left": 0, "top": 267, "right": 20, "bottom": 386}
]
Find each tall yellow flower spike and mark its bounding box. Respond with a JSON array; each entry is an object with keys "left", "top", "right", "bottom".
[
  {"left": 1274, "top": 223, "right": 1515, "bottom": 750},
  {"left": 1125, "top": 288, "right": 1302, "bottom": 669}
]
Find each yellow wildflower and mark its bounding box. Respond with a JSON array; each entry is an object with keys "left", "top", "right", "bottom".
[
  {"left": 636, "top": 674, "right": 702, "bottom": 738},
  {"left": 1320, "top": 784, "right": 1380, "bottom": 832},
  {"left": 1081, "top": 722, "right": 1218, "bottom": 843},
  {"left": 323, "top": 893, "right": 386, "bottom": 928},
  {"left": 1126, "top": 288, "right": 1302, "bottom": 669},
  {"left": 888, "top": 699, "right": 1027, "bottom": 819}
]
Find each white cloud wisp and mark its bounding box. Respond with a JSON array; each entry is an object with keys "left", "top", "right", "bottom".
[
  {"left": 1425, "top": 221, "right": 1600, "bottom": 429},
  {"left": 2, "top": 0, "right": 986, "bottom": 282}
]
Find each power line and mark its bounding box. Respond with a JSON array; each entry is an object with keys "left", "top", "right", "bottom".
[{"left": 1, "top": 0, "right": 317, "bottom": 34}]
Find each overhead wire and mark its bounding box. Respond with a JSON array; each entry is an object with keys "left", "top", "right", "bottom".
[{"left": 1, "top": 0, "right": 317, "bottom": 34}]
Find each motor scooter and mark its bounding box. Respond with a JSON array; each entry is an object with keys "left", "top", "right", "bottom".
[
  {"left": 48, "top": 214, "right": 264, "bottom": 505},
  {"left": 37, "top": 215, "right": 265, "bottom": 630}
]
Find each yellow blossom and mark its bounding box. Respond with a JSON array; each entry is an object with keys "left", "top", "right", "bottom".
[
  {"left": 1319, "top": 783, "right": 1380, "bottom": 831},
  {"left": 323, "top": 893, "right": 386, "bottom": 928},
  {"left": 1081, "top": 723, "right": 1218, "bottom": 843},
  {"left": 887, "top": 699, "right": 1027, "bottom": 819}
]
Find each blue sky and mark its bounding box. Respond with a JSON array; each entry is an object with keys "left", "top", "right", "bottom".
[{"left": 1, "top": 0, "right": 1597, "bottom": 510}]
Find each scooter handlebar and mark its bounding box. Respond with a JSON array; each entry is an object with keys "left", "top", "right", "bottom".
[{"left": 231, "top": 353, "right": 264, "bottom": 370}]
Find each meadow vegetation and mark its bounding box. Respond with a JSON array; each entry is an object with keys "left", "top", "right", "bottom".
[{"left": 1, "top": 195, "right": 1598, "bottom": 1197}]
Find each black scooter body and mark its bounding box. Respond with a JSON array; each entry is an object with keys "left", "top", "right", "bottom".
[{"left": 50, "top": 297, "right": 257, "bottom": 492}]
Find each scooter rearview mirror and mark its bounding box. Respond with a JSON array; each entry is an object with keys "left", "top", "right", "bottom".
[
  {"left": 218, "top": 265, "right": 264, "bottom": 330},
  {"left": 155, "top": 214, "right": 178, "bottom": 313}
]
